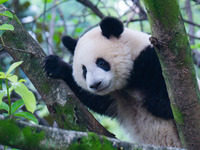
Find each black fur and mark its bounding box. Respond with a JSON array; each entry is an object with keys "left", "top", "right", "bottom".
[
  {"left": 44, "top": 55, "right": 116, "bottom": 117},
  {"left": 44, "top": 47, "right": 173, "bottom": 120},
  {"left": 44, "top": 46, "right": 173, "bottom": 120},
  {"left": 82, "top": 65, "right": 87, "bottom": 79},
  {"left": 127, "top": 46, "right": 173, "bottom": 119},
  {"left": 62, "top": 36, "right": 77, "bottom": 54},
  {"left": 96, "top": 58, "right": 111, "bottom": 71},
  {"left": 100, "top": 17, "right": 124, "bottom": 39}
]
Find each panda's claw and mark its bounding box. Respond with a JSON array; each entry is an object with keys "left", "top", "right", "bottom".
[{"left": 43, "top": 55, "right": 63, "bottom": 79}]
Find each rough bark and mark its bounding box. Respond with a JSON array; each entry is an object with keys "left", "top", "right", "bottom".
[
  {"left": 0, "top": 116, "right": 185, "bottom": 150},
  {"left": 0, "top": 4, "right": 114, "bottom": 138},
  {"left": 143, "top": 0, "right": 200, "bottom": 149}
]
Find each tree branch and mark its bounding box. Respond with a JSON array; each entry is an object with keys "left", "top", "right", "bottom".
[
  {"left": 76, "top": 0, "right": 105, "bottom": 19},
  {"left": 31, "top": 0, "right": 68, "bottom": 24},
  {"left": 0, "top": 4, "right": 114, "bottom": 138},
  {"left": 183, "top": 19, "right": 200, "bottom": 28},
  {"left": 0, "top": 116, "right": 185, "bottom": 150},
  {"left": 188, "top": 33, "right": 200, "bottom": 40},
  {"left": 57, "top": 7, "right": 67, "bottom": 35},
  {"left": 1, "top": 45, "right": 36, "bottom": 56}
]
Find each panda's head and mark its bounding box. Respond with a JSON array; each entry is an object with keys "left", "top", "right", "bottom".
[{"left": 62, "top": 17, "right": 150, "bottom": 95}]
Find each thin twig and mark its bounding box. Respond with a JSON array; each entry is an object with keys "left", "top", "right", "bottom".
[
  {"left": 48, "top": 0, "right": 57, "bottom": 55},
  {"left": 57, "top": 7, "right": 67, "bottom": 35},
  {"left": 185, "top": 0, "right": 195, "bottom": 44},
  {"left": 134, "top": 0, "right": 147, "bottom": 19},
  {"left": 188, "top": 33, "right": 200, "bottom": 40},
  {"left": 31, "top": 0, "right": 68, "bottom": 24},
  {"left": 123, "top": 18, "right": 148, "bottom": 23},
  {"left": 76, "top": 0, "right": 105, "bottom": 19},
  {"left": 183, "top": 19, "right": 200, "bottom": 28},
  {"left": 2, "top": 45, "right": 36, "bottom": 56},
  {"left": 100, "top": 0, "right": 110, "bottom": 16},
  {"left": 125, "top": 11, "right": 136, "bottom": 27},
  {"left": 0, "top": 36, "right": 5, "bottom": 46},
  {"left": 80, "top": 23, "right": 99, "bottom": 37},
  {"left": 122, "top": 17, "right": 200, "bottom": 31},
  {"left": 43, "top": 0, "right": 49, "bottom": 53}
]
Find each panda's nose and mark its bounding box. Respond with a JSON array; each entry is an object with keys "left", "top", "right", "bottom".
[{"left": 90, "top": 81, "right": 102, "bottom": 89}]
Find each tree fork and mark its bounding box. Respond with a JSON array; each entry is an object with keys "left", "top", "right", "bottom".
[{"left": 143, "top": 0, "right": 200, "bottom": 149}]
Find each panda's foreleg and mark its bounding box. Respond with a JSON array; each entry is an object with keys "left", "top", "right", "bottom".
[{"left": 44, "top": 55, "right": 116, "bottom": 117}]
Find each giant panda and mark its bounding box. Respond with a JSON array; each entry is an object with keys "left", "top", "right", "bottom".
[{"left": 44, "top": 17, "right": 181, "bottom": 147}]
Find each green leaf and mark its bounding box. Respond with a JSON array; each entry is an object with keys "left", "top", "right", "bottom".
[
  {"left": 43, "top": 0, "right": 52, "bottom": 3},
  {"left": 0, "top": 90, "right": 6, "bottom": 105},
  {"left": 11, "top": 99, "right": 24, "bottom": 114},
  {"left": 0, "top": 80, "right": 2, "bottom": 90},
  {"left": 7, "top": 75, "right": 18, "bottom": 83},
  {"left": 14, "top": 112, "right": 38, "bottom": 124},
  {"left": 0, "top": 18, "right": 12, "bottom": 36},
  {"left": 0, "top": 101, "right": 9, "bottom": 112},
  {"left": 0, "top": 0, "right": 10, "bottom": 5},
  {"left": 0, "top": 66, "right": 2, "bottom": 90},
  {"left": 6, "top": 61, "right": 23, "bottom": 75},
  {"left": 0, "top": 79, "right": 2, "bottom": 90},
  {"left": 0, "top": 24, "right": 14, "bottom": 31},
  {"left": 18, "top": 79, "right": 26, "bottom": 83},
  {"left": 0, "top": 72, "right": 5, "bottom": 79},
  {"left": 0, "top": 11, "right": 13, "bottom": 18},
  {"left": 12, "top": 82, "right": 36, "bottom": 113}
]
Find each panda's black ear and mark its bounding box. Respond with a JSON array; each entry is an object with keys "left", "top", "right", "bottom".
[
  {"left": 62, "top": 36, "right": 77, "bottom": 54},
  {"left": 100, "top": 17, "right": 124, "bottom": 39}
]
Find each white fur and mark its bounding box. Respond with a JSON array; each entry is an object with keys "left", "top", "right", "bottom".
[
  {"left": 86, "top": 65, "right": 113, "bottom": 93},
  {"left": 73, "top": 27, "right": 150, "bottom": 95},
  {"left": 112, "top": 90, "right": 181, "bottom": 147}
]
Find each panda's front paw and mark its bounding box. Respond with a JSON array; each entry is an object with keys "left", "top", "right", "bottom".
[{"left": 43, "top": 55, "right": 63, "bottom": 79}]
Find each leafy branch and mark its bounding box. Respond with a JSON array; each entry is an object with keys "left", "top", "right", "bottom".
[
  {"left": 0, "top": 61, "right": 37, "bottom": 124},
  {"left": 0, "top": 1, "right": 37, "bottom": 124},
  {"left": 0, "top": 10, "right": 14, "bottom": 38}
]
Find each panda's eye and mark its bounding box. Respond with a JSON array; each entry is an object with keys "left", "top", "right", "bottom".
[
  {"left": 82, "top": 65, "right": 87, "bottom": 79},
  {"left": 96, "top": 58, "right": 110, "bottom": 71}
]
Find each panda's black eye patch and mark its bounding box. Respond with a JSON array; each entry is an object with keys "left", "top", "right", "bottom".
[
  {"left": 96, "top": 58, "right": 110, "bottom": 71},
  {"left": 82, "top": 65, "right": 87, "bottom": 79}
]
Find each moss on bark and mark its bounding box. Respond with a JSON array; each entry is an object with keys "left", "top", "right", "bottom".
[
  {"left": 0, "top": 119, "right": 45, "bottom": 149},
  {"left": 68, "top": 133, "right": 116, "bottom": 150},
  {"left": 143, "top": 0, "right": 200, "bottom": 149},
  {"left": 0, "top": 117, "right": 185, "bottom": 150}
]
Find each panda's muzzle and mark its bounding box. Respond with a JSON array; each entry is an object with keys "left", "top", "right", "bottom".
[
  {"left": 89, "top": 81, "right": 111, "bottom": 95},
  {"left": 89, "top": 81, "right": 102, "bottom": 89}
]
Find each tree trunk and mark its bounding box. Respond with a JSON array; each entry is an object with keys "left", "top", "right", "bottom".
[
  {"left": 0, "top": 4, "right": 114, "bottom": 138},
  {"left": 142, "top": 0, "right": 200, "bottom": 149}
]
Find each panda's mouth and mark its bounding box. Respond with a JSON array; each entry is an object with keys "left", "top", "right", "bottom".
[{"left": 94, "top": 84, "right": 110, "bottom": 94}]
